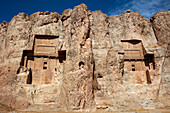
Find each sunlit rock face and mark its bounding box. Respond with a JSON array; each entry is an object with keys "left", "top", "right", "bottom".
[{"left": 0, "top": 4, "right": 169, "bottom": 112}]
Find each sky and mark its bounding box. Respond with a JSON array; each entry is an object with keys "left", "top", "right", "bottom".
[{"left": 0, "top": 0, "right": 169, "bottom": 23}]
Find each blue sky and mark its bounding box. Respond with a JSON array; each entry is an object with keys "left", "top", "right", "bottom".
[{"left": 0, "top": 0, "right": 169, "bottom": 23}]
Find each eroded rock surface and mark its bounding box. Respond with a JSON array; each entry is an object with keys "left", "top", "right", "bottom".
[{"left": 0, "top": 4, "right": 169, "bottom": 112}]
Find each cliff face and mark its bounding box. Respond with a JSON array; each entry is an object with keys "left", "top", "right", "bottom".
[{"left": 0, "top": 4, "right": 169, "bottom": 112}]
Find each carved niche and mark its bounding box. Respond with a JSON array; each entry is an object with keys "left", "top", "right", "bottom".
[{"left": 17, "top": 35, "right": 66, "bottom": 84}]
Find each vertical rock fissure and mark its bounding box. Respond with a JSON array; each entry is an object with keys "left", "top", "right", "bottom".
[
  {"left": 156, "top": 44, "right": 169, "bottom": 102},
  {"left": 150, "top": 19, "right": 158, "bottom": 42},
  {"left": 0, "top": 4, "right": 170, "bottom": 112}
]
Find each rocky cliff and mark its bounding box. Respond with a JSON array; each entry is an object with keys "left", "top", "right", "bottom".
[{"left": 0, "top": 4, "right": 169, "bottom": 112}]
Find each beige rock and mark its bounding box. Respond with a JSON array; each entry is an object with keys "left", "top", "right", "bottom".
[{"left": 0, "top": 3, "right": 169, "bottom": 112}]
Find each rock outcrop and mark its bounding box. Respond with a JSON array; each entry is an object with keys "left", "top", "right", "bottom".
[{"left": 0, "top": 4, "right": 169, "bottom": 112}]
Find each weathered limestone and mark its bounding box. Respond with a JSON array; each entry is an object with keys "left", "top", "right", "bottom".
[
  {"left": 0, "top": 4, "right": 169, "bottom": 112},
  {"left": 150, "top": 10, "right": 170, "bottom": 108}
]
